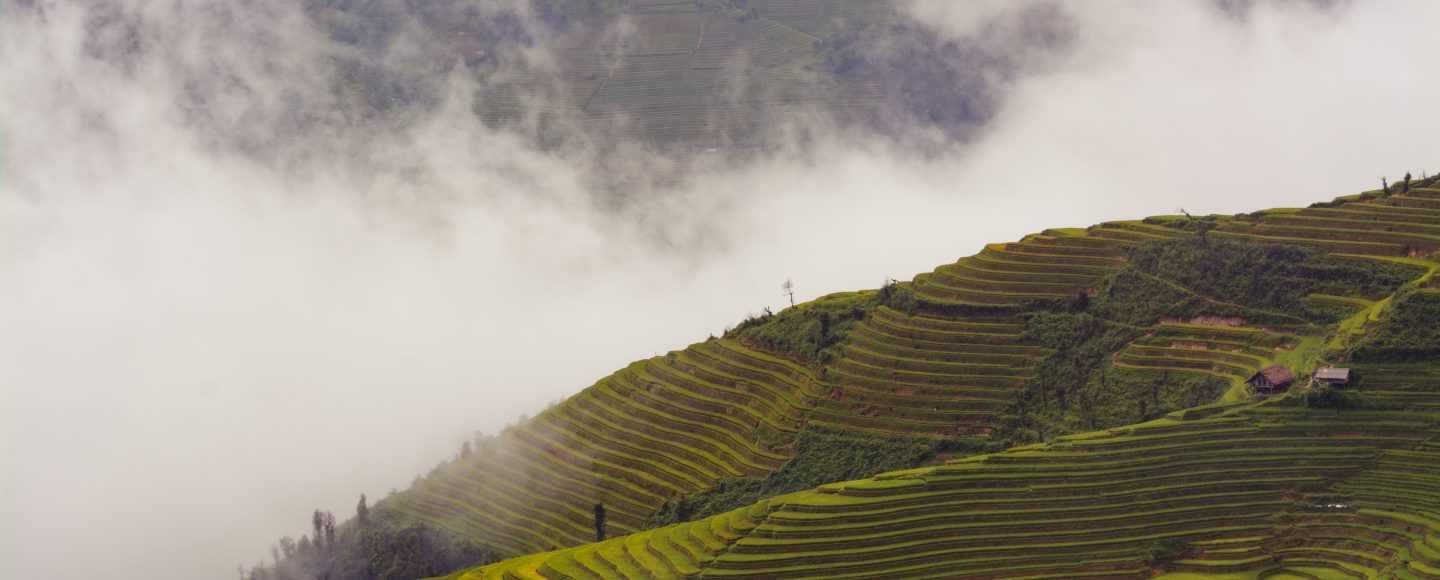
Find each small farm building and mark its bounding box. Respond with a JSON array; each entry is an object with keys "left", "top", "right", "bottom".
[
  {"left": 1248, "top": 365, "right": 1294, "bottom": 396},
  {"left": 1313, "top": 367, "right": 1352, "bottom": 387}
]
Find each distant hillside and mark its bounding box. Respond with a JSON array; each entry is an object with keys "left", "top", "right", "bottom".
[
  {"left": 308, "top": 0, "right": 1067, "bottom": 150},
  {"left": 254, "top": 176, "right": 1440, "bottom": 579}
]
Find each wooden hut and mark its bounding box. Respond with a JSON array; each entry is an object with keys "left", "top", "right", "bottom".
[
  {"left": 1313, "top": 367, "right": 1352, "bottom": 387},
  {"left": 1247, "top": 365, "right": 1294, "bottom": 396}
]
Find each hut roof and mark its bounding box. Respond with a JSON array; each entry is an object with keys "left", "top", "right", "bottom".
[
  {"left": 1251, "top": 365, "right": 1294, "bottom": 385},
  {"left": 1314, "top": 367, "right": 1351, "bottom": 381}
]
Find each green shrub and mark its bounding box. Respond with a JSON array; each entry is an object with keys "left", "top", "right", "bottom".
[
  {"left": 1142, "top": 538, "right": 1189, "bottom": 566},
  {"left": 729, "top": 280, "right": 920, "bottom": 366},
  {"left": 645, "top": 426, "right": 941, "bottom": 528},
  {"left": 1299, "top": 385, "right": 1386, "bottom": 410},
  {"left": 1350, "top": 287, "right": 1440, "bottom": 362},
  {"left": 728, "top": 292, "right": 874, "bottom": 365},
  {"left": 989, "top": 314, "right": 1156, "bottom": 448},
  {"left": 1100, "top": 237, "right": 1415, "bottom": 324}
]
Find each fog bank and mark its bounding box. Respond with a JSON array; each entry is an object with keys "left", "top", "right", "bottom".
[{"left": 2, "top": 1, "right": 1437, "bottom": 579}]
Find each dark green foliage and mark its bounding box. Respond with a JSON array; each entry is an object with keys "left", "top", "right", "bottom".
[
  {"left": 1090, "top": 269, "right": 1214, "bottom": 326},
  {"left": 990, "top": 314, "right": 1161, "bottom": 448},
  {"left": 645, "top": 426, "right": 942, "bottom": 528},
  {"left": 1294, "top": 385, "right": 1399, "bottom": 411},
  {"left": 252, "top": 505, "right": 499, "bottom": 580},
  {"left": 1106, "top": 238, "right": 1415, "bottom": 324},
  {"left": 357, "top": 494, "right": 370, "bottom": 528},
  {"left": 357, "top": 507, "right": 498, "bottom": 580},
  {"left": 876, "top": 278, "right": 920, "bottom": 315},
  {"left": 729, "top": 283, "right": 919, "bottom": 365},
  {"left": 1142, "top": 538, "right": 1190, "bottom": 567},
  {"left": 1350, "top": 288, "right": 1440, "bottom": 362}
]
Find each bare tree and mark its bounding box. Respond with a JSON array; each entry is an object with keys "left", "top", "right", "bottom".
[
  {"left": 323, "top": 511, "right": 336, "bottom": 547},
  {"left": 782, "top": 279, "right": 795, "bottom": 308}
]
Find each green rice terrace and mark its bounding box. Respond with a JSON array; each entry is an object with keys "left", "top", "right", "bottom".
[{"left": 394, "top": 179, "right": 1440, "bottom": 578}]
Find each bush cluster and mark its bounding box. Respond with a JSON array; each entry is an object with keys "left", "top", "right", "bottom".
[
  {"left": 1095, "top": 238, "right": 1415, "bottom": 325},
  {"left": 645, "top": 426, "right": 944, "bottom": 528},
  {"left": 728, "top": 280, "right": 918, "bottom": 366},
  {"left": 1349, "top": 287, "right": 1440, "bottom": 362}
]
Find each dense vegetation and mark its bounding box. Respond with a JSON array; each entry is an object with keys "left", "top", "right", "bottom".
[
  {"left": 727, "top": 281, "right": 917, "bottom": 365},
  {"left": 645, "top": 425, "right": 942, "bottom": 528},
  {"left": 1351, "top": 287, "right": 1440, "bottom": 362},
  {"left": 250, "top": 501, "right": 497, "bottom": 580},
  {"left": 983, "top": 234, "right": 1418, "bottom": 450},
  {"left": 1106, "top": 237, "right": 1415, "bottom": 324},
  {"left": 990, "top": 313, "right": 1138, "bottom": 447}
]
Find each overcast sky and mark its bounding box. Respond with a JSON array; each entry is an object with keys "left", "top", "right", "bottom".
[{"left": 2, "top": 1, "right": 1437, "bottom": 579}]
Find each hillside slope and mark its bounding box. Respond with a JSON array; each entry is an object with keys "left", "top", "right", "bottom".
[
  {"left": 438, "top": 184, "right": 1440, "bottom": 578},
  {"left": 389, "top": 181, "right": 1440, "bottom": 577},
  {"left": 313, "top": 0, "right": 1072, "bottom": 153},
  {"left": 452, "top": 364, "right": 1440, "bottom": 579}
]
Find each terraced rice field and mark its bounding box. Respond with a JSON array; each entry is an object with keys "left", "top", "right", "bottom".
[
  {"left": 458, "top": 374, "right": 1440, "bottom": 579},
  {"left": 407, "top": 189, "right": 1440, "bottom": 569},
  {"left": 913, "top": 229, "right": 1134, "bottom": 307},
  {"left": 813, "top": 307, "right": 1042, "bottom": 438},
  {"left": 1115, "top": 323, "right": 1284, "bottom": 386},
  {"left": 394, "top": 339, "right": 824, "bottom": 555},
  {"left": 1219, "top": 190, "right": 1440, "bottom": 258}
]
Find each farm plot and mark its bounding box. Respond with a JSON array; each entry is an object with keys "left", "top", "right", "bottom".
[
  {"left": 1114, "top": 323, "right": 1285, "bottom": 387},
  {"left": 459, "top": 398, "right": 1440, "bottom": 578},
  {"left": 812, "top": 306, "right": 1045, "bottom": 439},
  {"left": 394, "top": 339, "right": 824, "bottom": 555}
]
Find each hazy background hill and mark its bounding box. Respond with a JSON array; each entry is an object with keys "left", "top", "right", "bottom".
[{"left": 2, "top": 1, "right": 1438, "bottom": 579}]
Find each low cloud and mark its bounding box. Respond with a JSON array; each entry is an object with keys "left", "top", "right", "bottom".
[{"left": 2, "top": 1, "right": 1436, "bottom": 579}]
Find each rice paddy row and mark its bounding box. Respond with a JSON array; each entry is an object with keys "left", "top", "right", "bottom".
[
  {"left": 393, "top": 339, "right": 823, "bottom": 555},
  {"left": 409, "top": 189, "right": 1440, "bottom": 571},
  {"left": 459, "top": 372, "right": 1440, "bottom": 578},
  {"left": 1115, "top": 323, "right": 1285, "bottom": 387},
  {"left": 1220, "top": 190, "right": 1440, "bottom": 258}
]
